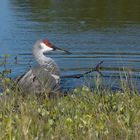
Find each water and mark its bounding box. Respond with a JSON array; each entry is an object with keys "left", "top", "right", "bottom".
[{"left": 0, "top": 0, "right": 140, "bottom": 90}]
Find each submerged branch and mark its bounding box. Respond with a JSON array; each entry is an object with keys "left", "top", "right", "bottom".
[{"left": 62, "top": 61, "right": 103, "bottom": 79}]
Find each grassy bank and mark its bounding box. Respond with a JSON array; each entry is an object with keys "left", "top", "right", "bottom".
[
  {"left": 0, "top": 82, "right": 140, "bottom": 140},
  {"left": 0, "top": 57, "right": 140, "bottom": 139}
]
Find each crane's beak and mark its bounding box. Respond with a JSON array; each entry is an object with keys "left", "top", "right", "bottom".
[{"left": 53, "top": 46, "right": 72, "bottom": 54}]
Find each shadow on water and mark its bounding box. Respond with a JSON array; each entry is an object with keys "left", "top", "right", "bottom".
[{"left": 0, "top": 0, "right": 140, "bottom": 90}]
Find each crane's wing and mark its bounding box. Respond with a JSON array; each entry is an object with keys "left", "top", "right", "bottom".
[
  {"left": 17, "top": 66, "right": 60, "bottom": 94},
  {"left": 43, "top": 59, "right": 60, "bottom": 76}
]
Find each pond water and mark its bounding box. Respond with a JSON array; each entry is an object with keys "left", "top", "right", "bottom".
[{"left": 0, "top": 0, "right": 140, "bottom": 90}]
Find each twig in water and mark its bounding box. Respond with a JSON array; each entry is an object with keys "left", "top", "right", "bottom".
[{"left": 62, "top": 61, "right": 104, "bottom": 79}]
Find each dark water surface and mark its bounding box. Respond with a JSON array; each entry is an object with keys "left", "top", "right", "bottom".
[{"left": 0, "top": 0, "right": 140, "bottom": 90}]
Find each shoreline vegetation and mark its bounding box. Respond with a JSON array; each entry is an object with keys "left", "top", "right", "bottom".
[{"left": 0, "top": 55, "right": 140, "bottom": 139}]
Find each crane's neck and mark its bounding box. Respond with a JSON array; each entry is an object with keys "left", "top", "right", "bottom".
[
  {"left": 32, "top": 41, "right": 60, "bottom": 77},
  {"left": 33, "top": 51, "right": 49, "bottom": 65}
]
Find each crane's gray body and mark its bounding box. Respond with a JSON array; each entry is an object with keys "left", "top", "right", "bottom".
[
  {"left": 17, "top": 40, "right": 61, "bottom": 94},
  {"left": 17, "top": 66, "right": 60, "bottom": 94}
]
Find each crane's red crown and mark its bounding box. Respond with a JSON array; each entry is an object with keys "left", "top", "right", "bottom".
[{"left": 42, "top": 39, "right": 54, "bottom": 48}]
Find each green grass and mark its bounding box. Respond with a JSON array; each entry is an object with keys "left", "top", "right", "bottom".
[
  {"left": 0, "top": 58, "right": 140, "bottom": 139},
  {"left": 0, "top": 82, "right": 140, "bottom": 140}
]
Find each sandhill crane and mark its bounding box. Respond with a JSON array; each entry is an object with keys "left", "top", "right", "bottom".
[{"left": 17, "top": 39, "right": 71, "bottom": 95}]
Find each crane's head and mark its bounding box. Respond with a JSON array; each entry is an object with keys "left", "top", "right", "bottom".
[{"left": 39, "top": 39, "right": 71, "bottom": 54}]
